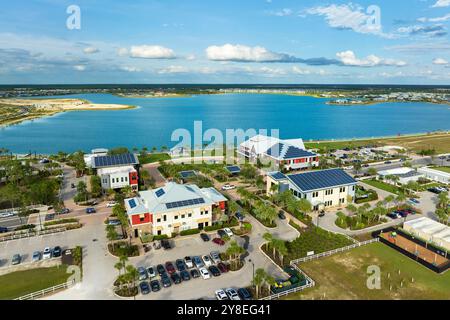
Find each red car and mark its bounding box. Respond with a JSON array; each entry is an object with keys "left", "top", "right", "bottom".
[
  {"left": 212, "top": 238, "right": 225, "bottom": 246},
  {"left": 217, "top": 262, "right": 229, "bottom": 273},
  {"left": 165, "top": 261, "right": 176, "bottom": 274}
]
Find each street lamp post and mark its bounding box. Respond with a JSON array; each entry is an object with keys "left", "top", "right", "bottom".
[{"left": 249, "top": 258, "right": 255, "bottom": 287}]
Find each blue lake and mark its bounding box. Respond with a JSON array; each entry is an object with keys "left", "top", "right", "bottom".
[{"left": 1, "top": 93, "right": 449, "bottom": 154}]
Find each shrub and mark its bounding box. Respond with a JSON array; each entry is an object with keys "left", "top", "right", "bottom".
[
  {"left": 153, "top": 234, "right": 169, "bottom": 240},
  {"left": 180, "top": 228, "right": 201, "bottom": 236},
  {"left": 15, "top": 224, "right": 35, "bottom": 231}
]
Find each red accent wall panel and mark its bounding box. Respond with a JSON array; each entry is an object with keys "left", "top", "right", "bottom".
[
  {"left": 131, "top": 213, "right": 152, "bottom": 225},
  {"left": 129, "top": 171, "right": 139, "bottom": 185}
]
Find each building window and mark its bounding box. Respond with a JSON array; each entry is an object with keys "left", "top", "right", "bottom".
[
  {"left": 340, "top": 198, "right": 345, "bottom": 204},
  {"left": 205, "top": 210, "right": 209, "bottom": 215},
  {"left": 352, "top": 186, "right": 355, "bottom": 191},
  {"left": 174, "top": 215, "right": 178, "bottom": 220},
  {"left": 325, "top": 189, "right": 334, "bottom": 196},
  {"left": 157, "top": 218, "right": 161, "bottom": 223},
  {"left": 313, "top": 205, "right": 319, "bottom": 211},
  {"left": 157, "top": 230, "right": 162, "bottom": 236},
  {"left": 139, "top": 214, "right": 145, "bottom": 222},
  {"left": 340, "top": 187, "right": 346, "bottom": 193},
  {"left": 312, "top": 192, "right": 319, "bottom": 198},
  {"left": 125, "top": 177, "right": 128, "bottom": 182},
  {"left": 181, "top": 214, "right": 185, "bottom": 219},
  {"left": 188, "top": 213, "right": 192, "bottom": 218},
  {"left": 163, "top": 215, "right": 167, "bottom": 222}
]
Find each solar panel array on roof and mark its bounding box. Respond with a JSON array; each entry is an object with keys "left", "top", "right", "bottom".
[
  {"left": 128, "top": 199, "right": 137, "bottom": 208},
  {"left": 265, "top": 143, "right": 285, "bottom": 157},
  {"left": 270, "top": 172, "right": 287, "bottom": 181},
  {"left": 165, "top": 198, "right": 205, "bottom": 209},
  {"left": 225, "top": 165, "right": 241, "bottom": 173},
  {"left": 155, "top": 188, "right": 165, "bottom": 198},
  {"left": 283, "top": 146, "right": 316, "bottom": 159},
  {"left": 93, "top": 153, "right": 138, "bottom": 168},
  {"left": 288, "top": 169, "right": 356, "bottom": 192}
]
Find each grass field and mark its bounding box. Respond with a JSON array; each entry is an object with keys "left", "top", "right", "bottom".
[
  {"left": 431, "top": 166, "right": 450, "bottom": 174},
  {"left": 363, "top": 179, "right": 401, "bottom": 195},
  {"left": 305, "top": 133, "right": 450, "bottom": 154},
  {"left": 138, "top": 153, "right": 171, "bottom": 164},
  {"left": 285, "top": 242, "right": 450, "bottom": 300},
  {"left": 0, "top": 266, "right": 70, "bottom": 300}
]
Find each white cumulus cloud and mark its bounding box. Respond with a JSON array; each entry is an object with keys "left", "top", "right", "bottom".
[
  {"left": 336, "top": 50, "right": 407, "bottom": 67},
  {"left": 83, "top": 47, "right": 99, "bottom": 54},
  {"left": 206, "top": 44, "right": 289, "bottom": 62},
  {"left": 432, "top": 0, "right": 450, "bottom": 8},
  {"left": 74, "top": 65, "right": 86, "bottom": 71},
  {"left": 130, "top": 45, "right": 176, "bottom": 59},
  {"left": 433, "top": 58, "right": 449, "bottom": 65}
]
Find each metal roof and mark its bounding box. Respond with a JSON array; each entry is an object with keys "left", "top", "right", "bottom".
[
  {"left": 93, "top": 153, "right": 139, "bottom": 168},
  {"left": 287, "top": 169, "right": 356, "bottom": 192},
  {"left": 265, "top": 143, "right": 316, "bottom": 160},
  {"left": 269, "top": 172, "right": 288, "bottom": 181}
]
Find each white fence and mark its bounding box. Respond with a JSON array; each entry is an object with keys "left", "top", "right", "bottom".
[
  {"left": 0, "top": 227, "right": 66, "bottom": 242},
  {"left": 14, "top": 279, "right": 76, "bottom": 300},
  {"left": 290, "top": 238, "right": 379, "bottom": 265}
]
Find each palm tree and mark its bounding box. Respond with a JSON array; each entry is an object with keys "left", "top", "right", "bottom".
[
  {"left": 297, "top": 198, "right": 312, "bottom": 214},
  {"left": 346, "top": 203, "right": 357, "bottom": 215},
  {"left": 274, "top": 239, "right": 288, "bottom": 266},
  {"left": 263, "top": 232, "right": 273, "bottom": 252},
  {"left": 125, "top": 265, "right": 139, "bottom": 299},
  {"left": 252, "top": 268, "right": 267, "bottom": 299},
  {"left": 437, "top": 192, "right": 449, "bottom": 210},
  {"left": 384, "top": 195, "right": 395, "bottom": 209},
  {"left": 225, "top": 241, "right": 245, "bottom": 270},
  {"left": 395, "top": 193, "right": 407, "bottom": 209}
]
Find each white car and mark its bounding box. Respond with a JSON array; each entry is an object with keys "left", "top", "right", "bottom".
[
  {"left": 0, "top": 211, "right": 16, "bottom": 218},
  {"left": 43, "top": 247, "right": 52, "bottom": 259},
  {"left": 210, "top": 251, "right": 221, "bottom": 264},
  {"left": 199, "top": 267, "right": 210, "bottom": 280},
  {"left": 202, "top": 255, "right": 212, "bottom": 267},
  {"left": 184, "top": 256, "right": 194, "bottom": 269},
  {"left": 225, "top": 288, "right": 241, "bottom": 300},
  {"left": 106, "top": 201, "right": 117, "bottom": 208},
  {"left": 223, "top": 228, "right": 233, "bottom": 237},
  {"left": 215, "top": 289, "right": 229, "bottom": 300},
  {"left": 147, "top": 266, "right": 157, "bottom": 278},
  {"left": 221, "top": 184, "right": 236, "bottom": 191}
]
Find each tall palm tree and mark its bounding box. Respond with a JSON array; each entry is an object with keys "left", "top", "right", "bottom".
[{"left": 252, "top": 268, "right": 267, "bottom": 299}]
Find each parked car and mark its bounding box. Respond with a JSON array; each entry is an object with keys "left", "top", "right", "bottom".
[
  {"left": 0, "top": 226, "right": 8, "bottom": 233},
  {"left": 217, "top": 229, "right": 227, "bottom": 239},
  {"left": 139, "top": 281, "right": 150, "bottom": 295},
  {"left": 150, "top": 280, "right": 161, "bottom": 292},
  {"left": 209, "top": 265, "right": 221, "bottom": 277},
  {"left": 278, "top": 211, "right": 286, "bottom": 220},
  {"left": 221, "top": 184, "right": 236, "bottom": 191},
  {"left": 108, "top": 219, "right": 121, "bottom": 226},
  {"left": 175, "top": 259, "right": 186, "bottom": 272},
  {"left": 215, "top": 289, "right": 229, "bottom": 300},
  {"left": 318, "top": 211, "right": 326, "bottom": 218},
  {"left": 225, "top": 288, "right": 241, "bottom": 300},
  {"left": 138, "top": 267, "right": 148, "bottom": 281},
  {"left": 32, "top": 251, "right": 42, "bottom": 262},
  {"left": 212, "top": 238, "right": 225, "bottom": 246},
  {"left": 106, "top": 201, "right": 117, "bottom": 208},
  {"left": 11, "top": 254, "right": 21, "bottom": 265},
  {"left": 180, "top": 270, "right": 191, "bottom": 281},
  {"left": 202, "top": 255, "right": 212, "bottom": 267},
  {"left": 86, "top": 207, "right": 96, "bottom": 214},
  {"left": 199, "top": 267, "right": 211, "bottom": 280},
  {"left": 428, "top": 187, "right": 442, "bottom": 194},
  {"left": 170, "top": 272, "right": 182, "bottom": 284},
  {"left": 58, "top": 208, "right": 70, "bottom": 215},
  {"left": 237, "top": 288, "right": 252, "bottom": 300},
  {"left": 217, "top": 262, "right": 229, "bottom": 273},
  {"left": 43, "top": 247, "right": 52, "bottom": 259},
  {"left": 190, "top": 269, "right": 200, "bottom": 279},
  {"left": 223, "top": 228, "right": 233, "bottom": 237},
  {"left": 147, "top": 266, "right": 156, "bottom": 278},
  {"left": 192, "top": 256, "right": 204, "bottom": 268},
  {"left": 71, "top": 183, "right": 76, "bottom": 189},
  {"left": 161, "top": 273, "right": 172, "bottom": 288},
  {"left": 409, "top": 198, "right": 420, "bottom": 205},
  {"left": 200, "top": 233, "right": 210, "bottom": 242},
  {"left": 52, "top": 246, "right": 62, "bottom": 257},
  {"left": 165, "top": 261, "right": 176, "bottom": 274},
  {"left": 235, "top": 212, "right": 245, "bottom": 222},
  {"left": 161, "top": 239, "right": 171, "bottom": 250},
  {"left": 210, "top": 251, "right": 221, "bottom": 264},
  {"left": 156, "top": 264, "right": 166, "bottom": 276},
  {"left": 387, "top": 212, "right": 401, "bottom": 219},
  {"left": 184, "top": 256, "right": 194, "bottom": 268}
]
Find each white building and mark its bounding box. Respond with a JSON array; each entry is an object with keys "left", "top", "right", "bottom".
[
  {"left": 378, "top": 167, "right": 425, "bottom": 185},
  {"left": 267, "top": 168, "right": 357, "bottom": 211},
  {"left": 98, "top": 166, "right": 138, "bottom": 191},
  {"left": 238, "top": 135, "right": 319, "bottom": 171},
  {"left": 124, "top": 182, "right": 227, "bottom": 237},
  {"left": 404, "top": 217, "right": 450, "bottom": 251},
  {"left": 83, "top": 148, "right": 109, "bottom": 168},
  {"left": 417, "top": 167, "right": 450, "bottom": 184}
]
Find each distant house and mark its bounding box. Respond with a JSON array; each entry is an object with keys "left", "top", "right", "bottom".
[
  {"left": 238, "top": 135, "right": 319, "bottom": 171},
  {"left": 404, "top": 217, "right": 450, "bottom": 251},
  {"left": 87, "top": 153, "right": 140, "bottom": 191},
  {"left": 378, "top": 167, "right": 425, "bottom": 185},
  {"left": 124, "top": 182, "right": 227, "bottom": 237},
  {"left": 267, "top": 168, "right": 357, "bottom": 211}
]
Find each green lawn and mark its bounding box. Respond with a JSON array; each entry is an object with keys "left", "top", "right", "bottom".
[
  {"left": 285, "top": 242, "right": 450, "bottom": 300},
  {"left": 363, "top": 179, "right": 401, "bottom": 195},
  {"left": 138, "top": 153, "right": 171, "bottom": 164},
  {"left": 0, "top": 266, "right": 70, "bottom": 300},
  {"left": 431, "top": 166, "right": 450, "bottom": 174}
]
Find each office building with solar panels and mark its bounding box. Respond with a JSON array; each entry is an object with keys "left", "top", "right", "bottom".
[
  {"left": 124, "top": 182, "right": 227, "bottom": 237},
  {"left": 266, "top": 168, "right": 357, "bottom": 211},
  {"left": 87, "top": 153, "right": 140, "bottom": 192},
  {"left": 238, "top": 135, "right": 319, "bottom": 171}
]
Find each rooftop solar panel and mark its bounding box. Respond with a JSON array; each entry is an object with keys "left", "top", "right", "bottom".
[
  {"left": 288, "top": 169, "right": 356, "bottom": 192},
  {"left": 155, "top": 188, "right": 165, "bottom": 197},
  {"left": 225, "top": 165, "right": 241, "bottom": 173},
  {"left": 270, "top": 172, "right": 287, "bottom": 181},
  {"left": 165, "top": 197, "right": 205, "bottom": 210},
  {"left": 128, "top": 199, "right": 137, "bottom": 209},
  {"left": 93, "top": 153, "right": 138, "bottom": 168},
  {"left": 179, "top": 170, "right": 196, "bottom": 178}
]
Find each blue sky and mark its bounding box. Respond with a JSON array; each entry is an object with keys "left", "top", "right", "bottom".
[{"left": 1, "top": 0, "right": 450, "bottom": 84}]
